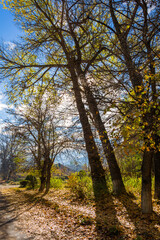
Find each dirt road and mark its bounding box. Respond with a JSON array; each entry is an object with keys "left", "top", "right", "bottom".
[{"left": 0, "top": 185, "right": 28, "bottom": 240}]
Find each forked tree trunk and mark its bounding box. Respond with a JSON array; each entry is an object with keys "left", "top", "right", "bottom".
[
  {"left": 70, "top": 67, "right": 108, "bottom": 199},
  {"left": 78, "top": 72, "right": 126, "bottom": 194},
  {"left": 141, "top": 150, "right": 153, "bottom": 213}
]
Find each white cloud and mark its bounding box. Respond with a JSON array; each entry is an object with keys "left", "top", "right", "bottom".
[
  {"left": 0, "top": 103, "right": 7, "bottom": 111},
  {"left": 0, "top": 93, "right": 4, "bottom": 100},
  {"left": 4, "top": 41, "right": 16, "bottom": 50}
]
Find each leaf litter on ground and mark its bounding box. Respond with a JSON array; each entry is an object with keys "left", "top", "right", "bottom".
[{"left": 0, "top": 187, "right": 160, "bottom": 240}]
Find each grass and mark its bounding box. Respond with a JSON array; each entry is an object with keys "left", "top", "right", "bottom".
[
  {"left": 124, "top": 176, "right": 141, "bottom": 194},
  {"left": 50, "top": 177, "right": 65, "bottom": 189}
]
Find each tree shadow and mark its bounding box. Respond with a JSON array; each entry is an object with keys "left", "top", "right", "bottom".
[
  {"left": 23, "top": 189, "right": 125, "bottom": 239},
  {"left": 0, "top": 192, "right": 30, "bottom": 239},
  {"left": 94, "top": 193, "right": 125, "bottom": 240},
  {"left": 117, "top": 193, "right": 160, "bottom": 240}
]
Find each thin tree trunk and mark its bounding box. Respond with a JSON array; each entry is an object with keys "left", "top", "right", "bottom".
[
  {"left": 78, "top": 72, "right": 126, "bottom": 194},
  {"left": 70, "top": 67, "right": 108, "bottom": 200},
  {"left": 141, "top": 150, "right": 153, "bottom": 213}
]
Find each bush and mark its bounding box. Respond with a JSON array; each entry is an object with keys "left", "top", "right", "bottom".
[
  {"left": 25, "top": 175, "right": 37, "bottom": 189},
  {"left": 50, "top": 177, "right": 64, "bottom": 189},
  {"left": 20, "top": 175, "right": 37, "bottom": 189},
  {"left": 78, "top": 170, "right": 87, "bottom": 178},
  {"left": 20, "top": 180, "right": 29, "bottom": 188},
  {"left": 67, "top": 171, "right": 93, "bottom": 200},
  {"left": 124, "top": 176, "right": 141, "bottom": 194}
]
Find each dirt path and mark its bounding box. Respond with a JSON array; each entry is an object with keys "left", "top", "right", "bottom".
[
  {"left": 1, "top": 185, "right": 160, "bottom": 239},
  {"left": 0, "top": 185, "right": 29, "bottom": 240}
]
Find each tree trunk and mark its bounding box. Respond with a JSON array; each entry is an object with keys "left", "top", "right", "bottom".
[
  {"left": 78, "top": 72, "right": 126, "bottom": 194},
  {"left": 39, "top": 162, "right": 47, "bottom": 193},
  {"left": 154, "top": 134, "right": 160, "bottom": 199},
  {"left": 154, "top": 151, "right": 160, "bottom": 199},
  {"left": 141, "top": 150, "right": 153, "bottom": 213},
  {"left": 39, "top": 176, "right": 46, "bottom": 192},
  {"left": 45, "top": 162, "right": 52, "bottom": 194},
  {"left": 70, "top": 67, "right": 108, "bottom": 200}
]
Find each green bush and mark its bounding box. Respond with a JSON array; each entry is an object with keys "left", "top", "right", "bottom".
[
  {"left": 124, "top": 176, "right": 141, "bottom": 194},
  {"left": 20, "top": 175, "right": 37, "bottom": 189},
  {"left": 50, "top": 177, "right": 64, "bottom": 189},
  {"left": 67, "top": 171, "right": 93, "bottom": 200},
  {"left": 20, "top": 180, "right": 30, "bottom": 188},
  {"left": 25, "top": 175, "right": 37, "bottom": 189},
  {"left": 78, "top": 170, "right": 87, "bottom": 178}
]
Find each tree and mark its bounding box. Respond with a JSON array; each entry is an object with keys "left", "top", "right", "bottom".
[
  {"left": 0, "top": 130, "right": 21, "bottom": 180},
  {"left": 96, "top": 0, "right": 160, "bottom": 213},
  {"left": 9, "top": 89, "right": 71, "bottom": 193},
  {"left": 0, "top": 0, "right": 105, "bottom": 199},
  {"left": 0, "top": 0, "right": 126, "bottom": 196}
]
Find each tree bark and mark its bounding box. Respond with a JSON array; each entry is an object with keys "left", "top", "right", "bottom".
[
  {"left": 69, "top": 67, "right": 108, "bottom": 200},
  {"left": 39, "top": 161, "right": 47, "bottom": 193},
  {"left": 45, "top": 162, "right": 52, "bottom": 194},
  {"left": 154, "top": 151, "right": 160, "bottom": 199},
  {"left": 141, "top": 150, "right": 153, "bottom": 213},
  {"left": 78, "top": 72, "right": 126, "bottom": 194},
  {"left": 154, "top": 134, "right": 160, "bottom": 199}
]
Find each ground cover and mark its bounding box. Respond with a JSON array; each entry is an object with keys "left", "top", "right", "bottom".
[{"left": 0, "top": 185, "right": 160, "bottom": 240}]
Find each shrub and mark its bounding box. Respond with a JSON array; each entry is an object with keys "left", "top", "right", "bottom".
[
  {"left": 20, "top": 175, "right": 37, "bottom": 189},
  {"left": 78, "top": 170, "right": 87, "bottom": 178},
  {"left": 67, "top": 171, "right": 93, "bottom": 200},
  {"left": 25, "top": 175, "right": 37, "bottom": 189},
  {"left": 20, "top": 180, "right": 29, "bottom": 188},
  {"left": 50, "top": 177, "right": 64, "bottom": 189},
  {"left": 124, "top": 176, "right": 141, "bottom": 194}
]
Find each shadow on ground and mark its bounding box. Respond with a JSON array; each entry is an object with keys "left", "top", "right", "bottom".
[
  {"left": 0, "top": 185, "right": 31, "bottom": 240},
  {"left": 117, "top": 194, "right": 160, "bottom": 240}
]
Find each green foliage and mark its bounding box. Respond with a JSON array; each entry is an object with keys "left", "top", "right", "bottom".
[
  {"left": 105, "top": 172, "right": 142, "bottom": 195},
  {"left": 50, "top": 177, "right": 64, "bottom": 189},
  {"left": 124, "top": 177, "right": 142, "bottom": 194},
  {"left": 20, "top": 175, "right": 37, "bottom": 189},
  {"left": 20, "top": 180, "right": 30, "bottom": 188},
  {"left": 25, "top": 175, "right": 37, "bottom": 189},
  {"left": 120, "top": 153, "right": 142, "bottom": 177},
  {"left": 67, "top": 171, "right": 93, "bottom": 200},
  {"left": 78, "top": 170, "right": 87, "bottom": 178},
  {"left": 105, "top": 173, "right": 113, "bottom": 193}
]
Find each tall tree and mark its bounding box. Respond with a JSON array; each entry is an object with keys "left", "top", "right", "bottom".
[
  {"left": 95, "top": 0, "right": 160, "bottom": 213},
  {"left": 0, "top": 0, "right": 125, "bottom": 196}
]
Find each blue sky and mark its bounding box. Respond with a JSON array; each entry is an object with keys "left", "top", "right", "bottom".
[
  {"left": 0, "top": 4, "right": 21, "bottom": 41},
  {"left": 0, "top": 4, "right": 21, "bottom": 126}
]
